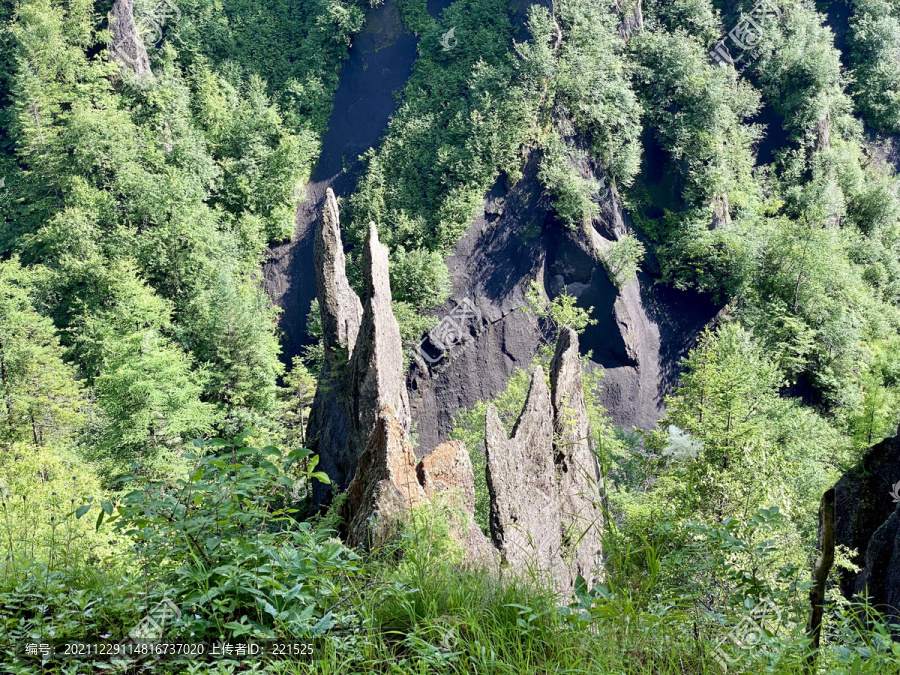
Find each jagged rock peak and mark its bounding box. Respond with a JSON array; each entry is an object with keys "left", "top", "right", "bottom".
[
  {"left": 307, "top": 215, "right": 410, "bottom": 500},
  {"left": 109, "top": 0, "right": 152, "bottom": 78},
  {"left": 344, "top": 405, "right": 427, "bottom": 551},
  {"left": 486, "top": 340, "right": 605, "bottom": 592},
  {"left": 509, "top": 366, "right": 554, "bottom": 448},
  {"left": 485, "top": 368, "right": 567, "bottom": 586},
  {"left": 350, "top": 221, "right": 411, "bottom": 439},
  {"left": 362, "top": 221, "right": 392, "bottom": 302},
  {"left": 314, "top": 188, "right": 363, "bottom": 363},
  {"left": 550, "top": 328, "right": 604, "bottom": 588}
]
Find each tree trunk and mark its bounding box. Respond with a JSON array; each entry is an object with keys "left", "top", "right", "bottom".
[{"left": 806, "top": 488, "right": 835, "bottom": 672}]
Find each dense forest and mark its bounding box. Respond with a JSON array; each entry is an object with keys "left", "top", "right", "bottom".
[{"left": 4, "top": 0, "right": 900, "bottom": 672}]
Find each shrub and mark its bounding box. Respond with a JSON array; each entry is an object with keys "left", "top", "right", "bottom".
[{"left": 600, "top": 233, "right": 645, "bottom": 288}]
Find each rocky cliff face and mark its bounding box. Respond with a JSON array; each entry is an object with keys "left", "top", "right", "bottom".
[
  {"left": 109, "top": 0, "right": 152, "bottom": 77},
  {"left": 312, "top": 196, "right": 603, "bottom": 591},
  {"left": 408, "top": 155, "right": 721, "bottom": 452},
  {"left": 833, "top": 429, "right": 900, "bottom": 616}
]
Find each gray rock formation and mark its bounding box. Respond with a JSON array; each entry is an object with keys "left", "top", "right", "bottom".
[
  {"left": 712, "top": 194, "right": 732, "bottom": 228},
  {"left": 344, "top": 404, "right": 499, "bottom": 569},
  {"left": 550, "top": 328, "right": 604, "bottom": 586},
  {"left": 485, "top": 368, "right": 564, "bottom": 585},
  {"left": 407, "top": 159, "right": 550, "bottom": 453},
  {"left": 616, "top": 0, "right": 643, "bottom": 40},
  {"left": 833, "top": 428, "right": 900, "bottom": 616},
  {"left": 306, "top": 195, "right": 361, "bottom": 502},
  {"left": 109, "top": 0, "right": 152, "bottom": 77},
  {"left": 306, "top": 203, "right": 408, "bottom": 501},
  {"left": 485, "top": 335, "right": 605, "bottom": 591},
  {"left": 348, "top": 222, "right": 411, "bottom": 451},
  {"left": 304, "top": 195, "right": 605, "bottom": 585},
  {"left": 314, "top": 189, "right": 363, "bottom": 365}
]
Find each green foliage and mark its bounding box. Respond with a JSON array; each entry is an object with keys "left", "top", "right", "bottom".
[
  {"left": 537, "top": 134, "right": 602, "bottom": 229},
  {"left": 752, "top": 2, "right": 854, "bottom": 147},
  {"left": 192, "top": 67, "right": 318, "bottom": 242},
  {"left": 389, "top": 246, "right": 451, "bottom": 310},
  {"left": 108, "top": 435, "right": 349, "bottom": 640},
  {"left": 622, "top": 323, "right": 850, "bottom": 544},
  {"left": 599, "top": 233, "right": 645, "bottom": 288},
  {"left": 547, "top": 0, "right": 642, "bottom": 184},
  {"left": 348, "top": 0, "right": 541, "bottom": 301},
  {"left": 172, "top": 0, "right": 365, "bottom": 133},
  {"left": 524, "top": 279, "right": 597, "bottom": 337},
  {"left": 0, "top": 444, "right": 122, "bottom": 573},
  {"left": 633, "top": 28, "right": 761, "bottom": 210},
  {"left": 849, "top": 0, "right": 900, "bottom": 133},
  {"left": 0, "top": 0, "right": 352, "bottom": 473},
  {"left": 278, "top": 357, "right": 318, "bottom": 454},
  {"left": 0, "top": 258, "right": 85, "bottom": 447}
]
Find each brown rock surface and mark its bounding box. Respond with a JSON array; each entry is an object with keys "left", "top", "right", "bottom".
[
  {"left": 345, "top": 405, "right": 427, "bottom": 551},
  {"left": 418, "top": 441, "right": 477, "bottom": 509},
  {"left": 418, "top": 441, "right": 499, "bottom": 568}
]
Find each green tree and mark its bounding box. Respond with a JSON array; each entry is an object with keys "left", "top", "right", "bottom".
[
  {"left": 0, "top": 258, "right": 85, "bottom": 447},
  {"left": 848, "top": 0, "right": 900, "bottom": 133}
]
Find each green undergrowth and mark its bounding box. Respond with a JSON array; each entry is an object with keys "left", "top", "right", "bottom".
[{"left": 3, "top": 442, "right": 900, "bottom": 674}]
